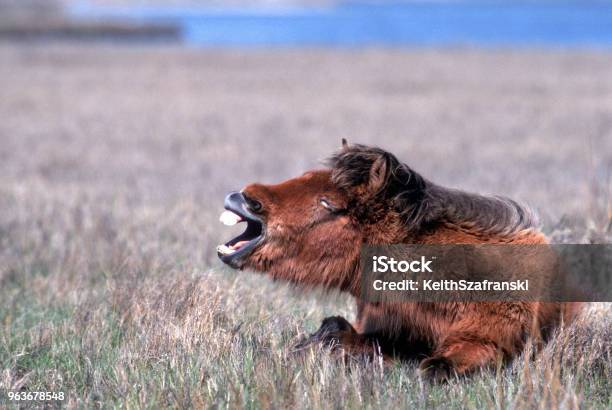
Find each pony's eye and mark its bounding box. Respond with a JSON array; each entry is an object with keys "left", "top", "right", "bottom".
[{"left": 320, "top": 199, "right": 337, "bottom": 212}]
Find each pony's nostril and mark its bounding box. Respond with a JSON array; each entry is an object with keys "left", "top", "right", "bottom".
[{"left": 246, "top": 197, "right": 263, "bottom": 213}]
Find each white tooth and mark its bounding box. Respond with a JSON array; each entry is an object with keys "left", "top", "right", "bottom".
[
  {"left": 220, "top": 210, "right": 242, "bottom": 226},
  {"left": 217, "top": 244, "right": 236, "bottom": 255}
]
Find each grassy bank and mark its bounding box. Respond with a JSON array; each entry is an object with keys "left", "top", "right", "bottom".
[
  {"left": 0, "top": 45, "right": 610, "bottom": 408},
  {"left": 0, "top": 203, "right": 609, "bottom": 407}
]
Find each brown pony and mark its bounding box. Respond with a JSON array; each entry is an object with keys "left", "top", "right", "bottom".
[{"left": 217, "top": 141, "right": 581, "bottom": 381}]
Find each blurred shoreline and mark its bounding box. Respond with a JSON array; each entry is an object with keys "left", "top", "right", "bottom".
[
  {"left": 0, "top": 21, "right": 180, "bottom": 42},
  {"left": 0, "top": 19, "right": 180, "bottom": 42},
  {"left": 0, "top": 0, "right": 181, "bottom": 43}
]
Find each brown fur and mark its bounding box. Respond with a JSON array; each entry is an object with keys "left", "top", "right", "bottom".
[{"left": 231, "top": 142, "right": 582, "bottom": 381}]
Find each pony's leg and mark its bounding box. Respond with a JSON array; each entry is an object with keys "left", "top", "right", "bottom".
[
  {"left": 419, "top": 332, "right": 500, "bottom": 382},
  {"left": 294, "top": 316, "right": 389, "bottom": 361}
]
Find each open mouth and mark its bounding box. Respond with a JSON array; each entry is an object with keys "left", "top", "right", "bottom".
[{"left": 217, "top": 192, "right": 264, "bottom": 267}]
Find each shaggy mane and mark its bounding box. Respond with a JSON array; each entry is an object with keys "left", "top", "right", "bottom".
[{"left": 327, "top": 144, "right": 538, "bottom": 236}]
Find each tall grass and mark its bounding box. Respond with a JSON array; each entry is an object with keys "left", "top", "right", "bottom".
[{"left": 0, "top": 175, "right": 609, "bottom": 409}]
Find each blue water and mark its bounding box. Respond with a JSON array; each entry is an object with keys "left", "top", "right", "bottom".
[{"left": 70, "top": 1, "right": 612, "bottom": 48}]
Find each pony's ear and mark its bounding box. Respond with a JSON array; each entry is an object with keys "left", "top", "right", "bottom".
[
  {"left": 368, "top": 154, "right": 388, "bottom": 194},
  {"left": 341, "top": 138, "right": 349, "bottom": 150},
  {"left": 328, "top": 144, "right": 392, "bottom": 197}
]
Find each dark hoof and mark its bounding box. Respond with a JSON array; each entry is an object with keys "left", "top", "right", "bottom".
[
  {"left": 318, "top": 316, "right": 355, "bottom": 335},
  {"left": 293, "top": 316, "right": 355, "bottom": 351},
  {"left": 419, "top": 356, "right": 454, "bottom": 383}
]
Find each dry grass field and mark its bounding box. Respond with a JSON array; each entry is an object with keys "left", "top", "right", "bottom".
[{"left": 0, "top": 44, "right": 610, "bottom": 408}]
